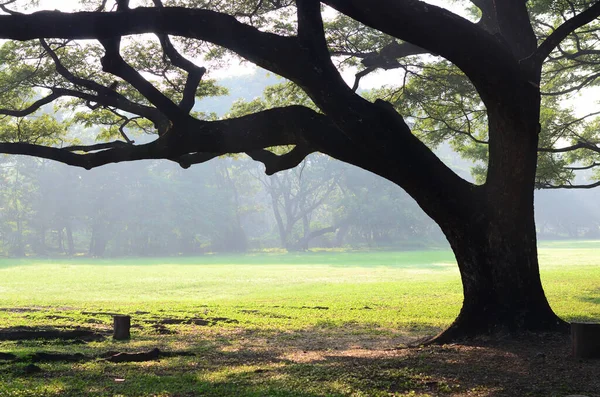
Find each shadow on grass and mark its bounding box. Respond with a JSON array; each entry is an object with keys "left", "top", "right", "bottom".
[
  {"left": 578, "top": 295, "right": 600, "bottom": 306},
  {"left": 1, "top": 325, "right": 599, "bottom": 397}
]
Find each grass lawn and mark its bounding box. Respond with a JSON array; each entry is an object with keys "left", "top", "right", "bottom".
[{"left": 0, "top": 242, "right": 599, "bottom": 396}]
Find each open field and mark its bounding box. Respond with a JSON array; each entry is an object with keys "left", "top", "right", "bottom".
[{"left": 0, "top": 242, "right": 599, "bottom": 396}]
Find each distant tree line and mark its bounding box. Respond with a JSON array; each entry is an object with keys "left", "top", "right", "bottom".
[{"left": 0, "top": 151, "right": 598, "bottom": 257}]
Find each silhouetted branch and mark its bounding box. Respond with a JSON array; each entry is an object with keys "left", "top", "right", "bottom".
[
  {"left": 532, "top": 1, "right": 600, "bottom": 66},
  {"left": 247, "top": 145, "right": 315, "bottom": 175},
  {"left": 0, "top": 91, "right": 62, "bottom": 117},
  {"left": 538, "top": 140, "right": 600, "bottom": 154},
  {"left": 64, "top": 141, "right": 131, "bottom": 152},
  {"left": 99, "top": 37, "right": 186, "bottom": 122},
  {"left": 565, "top": 162, "right": 600, "bottom": 170},
  {"left": 538, "top": 180, "right": 600, "bottom": 189}
]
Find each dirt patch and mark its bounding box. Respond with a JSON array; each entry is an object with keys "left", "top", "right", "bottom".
[
  {"left": 265, "top": 333, "right": 600, "bottom": 396},
  {"left": 179, "top": 329, "right": 599, "bottom": 396}
]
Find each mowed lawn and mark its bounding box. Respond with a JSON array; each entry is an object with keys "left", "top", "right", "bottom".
[
  {"left": 0, "top": 242, "right": 599, "bottom": 397},
  {"left": 0, "top": 242, "right": 598, "bottom": 329}
]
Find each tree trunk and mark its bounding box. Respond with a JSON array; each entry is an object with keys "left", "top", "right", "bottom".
[
  {"left": 571, "top": 322, "right": 600, "bottom": 359},
  {"left": 113, "top": 315, "right": 131, "bottom": 340},
  {"left": 427, "top": 93, "right": 567, "bottom": 342},
  {"left": 431, "top": 209, "right": 567, "bottom": 342},
  {"left": 65, "top": 223, "right": 74, "bottom": 256}
]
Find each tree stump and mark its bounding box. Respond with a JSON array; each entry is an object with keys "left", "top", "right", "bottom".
[
  {"left": 113, "top": 315, "right": 131, "bottom": 340},
  {"left": 571, "top": 322, "right": 600, "bottom": 359}
]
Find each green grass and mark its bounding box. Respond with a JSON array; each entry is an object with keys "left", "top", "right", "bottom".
[
  {"left": 0, "top": 250, "right": 462, "bottom": 331},
  {"left": 0, "top": 243, "right": 599, "bottom": 396}
]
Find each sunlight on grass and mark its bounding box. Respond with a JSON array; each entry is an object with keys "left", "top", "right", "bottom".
[
  {"left": 0, "top": 244, "right": 599, "bottom": 397},
  {"left": 0, "top": 245, "right": 599, "bottom": 327}
]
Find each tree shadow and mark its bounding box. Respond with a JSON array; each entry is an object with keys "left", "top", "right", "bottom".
[
  {"left": 1, "top": 324, "right": 599, "bottom": 397},
  {"left": 578, "top": 295, "right": 600, "bottom": 306}
]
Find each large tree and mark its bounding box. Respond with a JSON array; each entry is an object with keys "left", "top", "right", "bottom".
[{"left": 0, "top": 0, "right": 599, "bottom": 340}]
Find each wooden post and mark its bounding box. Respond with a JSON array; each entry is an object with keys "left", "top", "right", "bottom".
[
  {"left": 571, "top": 322, "right": 600, "bottom": 359},
  {"left": 113, "top": 315, "right": 131, "bottom": 340}
]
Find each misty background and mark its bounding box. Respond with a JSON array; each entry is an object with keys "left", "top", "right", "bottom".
[{"left": 1, "top": 73, "right": 599, "bottom": 257}]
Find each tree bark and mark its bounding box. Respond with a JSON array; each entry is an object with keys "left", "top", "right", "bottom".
[
  {"left": 427, "top": 87, "right": 567, "bottom": 342},
  {"left": 572, "top": 322, "right": 600, "bottom": 359},
  {"left": 431, "top": 208, "right": 567, "bottom": 342},
  {"left": 113, "top": 315, "right": 131, "bottom": 340}
]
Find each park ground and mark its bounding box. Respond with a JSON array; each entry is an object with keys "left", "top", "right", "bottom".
[{"left": 0, "top": 241, "right": 599, "bottom": 396}]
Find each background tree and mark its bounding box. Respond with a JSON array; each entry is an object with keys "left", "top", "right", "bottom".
[{"left": 0, "top": 0, "right": 600, "bottom": 340}]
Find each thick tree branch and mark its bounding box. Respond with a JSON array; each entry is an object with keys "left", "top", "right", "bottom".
[
  {"left": 0, "top": 140, "right": 166, "bottom": 170},
  {"left": 247, "top": 145, "right": 315, "bottom": 175},
  {"left": 532, "top": 1, "right": 600, "bottom": 67},
  {"left": 0, "top": 106, "right": 342, "bottom": 170},
  {"left": 490, "top": 0, "right": 538, "bottom": 59},
  {"left": 99, "top": 37, "right": 186, "bottom": 122},
  {"left": 158, "top": 34, "right": 206, "bottom": 113},
  {"left": 470, "top": 0, "right": 499, "bottom": 34},
  {"left": 175, "top": 152, "right": 221, "bottom": 168},
  {"left": 361, "top": 41, "right": 428, "bottom": 69},
  {"left": 321, "top": 0, "right": 513, "bottom": 88},
  {"left": 348, "top": 41, "right": 428, "bottom": 91},
  {"left": 0, "top": 6, "right": 476, "bottom": 222},
  {"left": 0, "top": 8, "right": 304, "bottom": 84},
  {"left": 297, "top": 0, "right": 327, "bottom": 52},
  {"left": 151, "top": 0, "right": 206, "bottom": 114},
  {"left": 64, "top": 141, "right": 131, "bottom": 152}
]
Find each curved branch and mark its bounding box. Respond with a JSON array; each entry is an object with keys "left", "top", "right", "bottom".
[
  {"left": 247, "top": 145, "right": 315, "bottom": 175},
  {"left": 531, "top": 1, "right": 600, "bottom": 67},
  {"left": 151, "top": 0, "right": 206, "bottom": 113},
  {"left": 64, "top": 141, "right": 131, "bottom": 152},
  {"left": 351, "top": 66, "right": 375, "bottom": 92},
  {"left": 538, "top": 141, "right": 600, "bottom": 154},
  {"left": 158, "top": 32, "right": 206, "bottom": 113},
  {"left": 0, "top": 6, "right": 476, "bottom": 221},
  {"left": 0, "top": 0, "right": 19, "bottom": 15},
  {"left": 565, "top": 162, "right": 600, "bottom": 171},
  {"left": 541, "top": 72, "right": 600, "bottom": 96},
  {"left": 175, "top": 152, "right": 221, "bottom": 168},
  {"left": 0, "top": 8, "right": 304, "bottom": 83},
  {"left": 0, "top": 140, "right": 166, "bottom": 170},
  {"left": 0, "top": 106, "right": 342, "bottom": 170},
  {"left": 99, "top": 38, "right": 186, "bottom": 121},
  {"left": 40, "top": 40, "right": 168, "bottom": 127},
  {"left": 361, "top": 41, "right": 429, "bottom": 69},
  {"left": 321, "top": 0, "right": 512, "bottom": 87},
  {"left": 0, "top": 91, "right": 61, "bottom": 117},
  {"left": 538, "top": 180, "right": 600, "bottom": 189}
]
